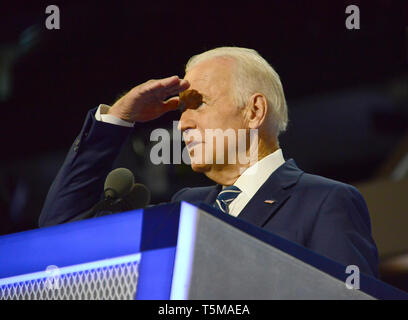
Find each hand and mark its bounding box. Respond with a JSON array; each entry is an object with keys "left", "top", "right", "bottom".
[{"left": 108, "top": 76, "right": 190, "bottom": 123}]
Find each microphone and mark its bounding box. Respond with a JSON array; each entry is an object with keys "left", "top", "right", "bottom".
[
  {"left": 104, "top": 168, "right": 135, "bottom": 199},
  {"left": 120, "top": 183, "right": 151, "bottom": 211},
  {"left": 69, "top": 168, "right": 150, "bottom": 221}
]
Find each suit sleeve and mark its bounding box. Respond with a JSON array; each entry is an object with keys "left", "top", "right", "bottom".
[
  {"left": 306, "top": 184, "right": 380, "bottom": 278},
  {"left": 38, "top": 107, "right": 134, "bottom": 227},
  {"left": 171, "top": 187, "right": 190, "bottom": 202}
]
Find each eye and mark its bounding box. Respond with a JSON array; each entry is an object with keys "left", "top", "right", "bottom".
[
  {"left": 179, "top": 101, "right": 206, "bottom": 113},
  {"left": 178, "top": 101, "right": 187, "bottom": 113},
  {"left": 179, "top": 89, "right": 205, "bottom": 112}
]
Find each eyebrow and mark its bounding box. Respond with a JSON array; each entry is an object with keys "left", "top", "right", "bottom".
[
  {"left": 178, "top": 89, "right": 208, "bottom": 112},
  {"left": 180, "top": 89, "right": 210, "bottom": 100},
  {"left": 199, "top": 92, "right": 210, "bottom": 101}
]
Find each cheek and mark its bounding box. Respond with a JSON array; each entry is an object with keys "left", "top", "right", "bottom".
[
  {"left": 195, "top": 113, "right": 219, "bottom": 133},
  {"left": 197, "top": 103, "right": 244, "bottom": 132},
  {"left": 205, "top": 110, "right": 229, "bottom": 129}
]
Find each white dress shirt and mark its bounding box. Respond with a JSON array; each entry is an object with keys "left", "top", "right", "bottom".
[
  {"left": 228, "top": 149, "right": 285, "bottom": 217},
  {"left": 95, "top": 104, "right": 286, "bottom": 217},
  {"left": 95, "top": 104, "right": 134, "bottom": 127}
]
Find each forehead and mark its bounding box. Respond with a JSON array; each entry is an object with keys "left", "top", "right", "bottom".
[{"left": 184, "top": 57, "right": 234, "bottom": 94}]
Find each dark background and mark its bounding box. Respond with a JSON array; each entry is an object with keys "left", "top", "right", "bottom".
[{"left": 0, "top": 0, "right": 407, "bottom": 238}]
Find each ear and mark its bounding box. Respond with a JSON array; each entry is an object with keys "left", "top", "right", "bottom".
[{"left": 244, "top": 93, "right": 268, "bottom": 129}]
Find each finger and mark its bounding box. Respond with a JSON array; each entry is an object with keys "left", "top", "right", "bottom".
[
  {"left": 163, "top": 97, "right": 181, "bottom": 111},
  {"left": 160, "top": 77, "right": 190, "bottom": 92},
  {"left": 179, "top": 79, "right": 190, "bottom": 91},
  {"left": 142, "top": 77, "right": 177, "bottom": 95},
  {"left": 164, "top": 80, "right": 190, "bottom": 97},
  {"left": 159, "top": 75, "right": 181, "bottom": 88}
]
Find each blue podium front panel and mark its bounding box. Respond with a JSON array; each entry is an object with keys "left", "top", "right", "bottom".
[
  {"left": 0, "top": 209, "right": 144, "bottom": 280},
  {"left": 0, "top": 203, "right": 183, "bottom": 300}
]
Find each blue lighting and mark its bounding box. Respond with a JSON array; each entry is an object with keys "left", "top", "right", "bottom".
[
  {"left": 0, "top": 209, "right": 144, "bottom": 279},
  {"left": 135, "top": 247, "right": 176, "bottom": 300}
]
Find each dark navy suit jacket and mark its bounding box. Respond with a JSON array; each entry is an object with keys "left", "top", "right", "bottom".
[{"left": 39, "top": 107, "right": 379, "bottom": 278}]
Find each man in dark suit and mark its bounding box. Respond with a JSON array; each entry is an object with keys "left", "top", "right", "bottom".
[{"left": 39, "top": 47, "right": 379, "bottom": 277}]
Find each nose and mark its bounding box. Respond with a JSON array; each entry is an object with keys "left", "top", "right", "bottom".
[{"left": 178, "top": 109, "right": 196, "bottom": 134}]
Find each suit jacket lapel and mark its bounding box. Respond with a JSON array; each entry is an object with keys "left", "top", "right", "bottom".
[{"left": 237, "top": 159, "right": 303, "bottom": 228}]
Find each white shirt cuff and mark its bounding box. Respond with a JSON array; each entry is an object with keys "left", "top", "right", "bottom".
[{"left": 95, "top": 104, "right": 135, "bottom": 128}]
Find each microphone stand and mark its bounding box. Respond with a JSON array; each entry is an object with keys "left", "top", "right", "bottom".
[{"left": 68, "top": 196, "right": 123, "bottom": 222}]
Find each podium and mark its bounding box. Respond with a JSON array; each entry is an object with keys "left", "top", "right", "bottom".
[{"left": 0, "top": 201, "right": 407, "bottom": 300}]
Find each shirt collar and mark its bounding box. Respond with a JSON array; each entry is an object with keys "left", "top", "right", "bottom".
[{"left": 232, "top": 149, "right": 285, "bottom": 199}]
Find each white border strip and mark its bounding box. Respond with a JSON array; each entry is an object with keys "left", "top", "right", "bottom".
[
  {"left": 0, "top": 253, "right": 141, "bottom": 286},
  {"left": 170, "top": 202, "right": 200, "bottom": 300}
]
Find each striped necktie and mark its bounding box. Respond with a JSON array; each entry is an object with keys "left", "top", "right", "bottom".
[{"left": 213, "top": 185, "right": 242, "bottom": 214}]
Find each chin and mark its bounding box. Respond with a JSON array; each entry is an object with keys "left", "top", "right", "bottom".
[{"left": 190, "top": 162, "right": 211, "bottom": 173}]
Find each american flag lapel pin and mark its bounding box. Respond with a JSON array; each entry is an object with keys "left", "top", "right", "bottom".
[{"left": 264, "top": 200, "right": 275, "bottom": 204}]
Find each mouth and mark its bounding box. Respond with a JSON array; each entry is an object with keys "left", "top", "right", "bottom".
[{"left": 186, "top": 140, "right": 202, "bottom": 150}]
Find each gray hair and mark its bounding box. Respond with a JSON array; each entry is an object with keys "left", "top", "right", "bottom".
[{"left": 185, "top": 47, "right": 288, "bottom": 137}]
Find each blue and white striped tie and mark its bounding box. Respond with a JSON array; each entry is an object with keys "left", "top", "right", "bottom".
[{"left": 213, "top": 185, "right": 242, "bottom": 214}]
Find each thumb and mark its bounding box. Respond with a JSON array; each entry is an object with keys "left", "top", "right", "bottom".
[{"left": 163, "top": 96, "right": 181, "bottom": 111}]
